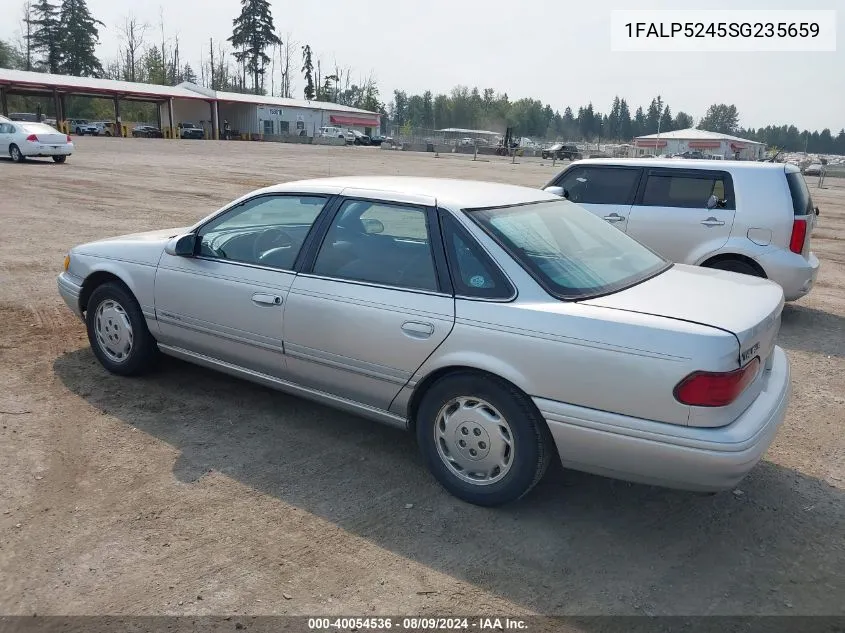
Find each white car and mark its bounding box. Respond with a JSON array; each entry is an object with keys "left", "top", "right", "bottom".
[
  {"left": 544, "top": 159, "right": 820, "bottom": 301},
  {"left": 317, "top": 126, "right": 346, "bottom": 140},
  {"left": 0, "top": 120, "right": 74, "bottom": 163}
]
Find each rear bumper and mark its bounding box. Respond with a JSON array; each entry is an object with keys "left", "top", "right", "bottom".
[
  {"left": 22, "top": 143, "right": 74, "bottom": 157},
  {"left": 755, "top": 249, "right": 819, "bottom": 301},
  {"left": 535, "top": 346, "right": 791, "bottom": 492},
  {"left": 57, "top": 272, "right": 84, "bottom": 319}
]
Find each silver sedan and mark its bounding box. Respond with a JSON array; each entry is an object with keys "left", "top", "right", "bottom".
[{"left": 58, "top": 177, "right": 790, "bottom": 506}]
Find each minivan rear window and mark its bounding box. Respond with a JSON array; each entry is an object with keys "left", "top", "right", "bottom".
[{"left": 786, "top": 171, "right": 813, "bottom": 216}]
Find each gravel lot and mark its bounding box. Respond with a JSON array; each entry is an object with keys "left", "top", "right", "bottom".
[{"left": 1, "top": 138, "right": 843, "bottom": 618}]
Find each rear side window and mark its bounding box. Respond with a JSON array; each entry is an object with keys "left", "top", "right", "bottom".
[
  {"left": 786, "top": 171, "right": 814, "bottom": 216},
  {"left": 555, "top": 167, "right": 641, "bottom": 205},
  {"left": 440, "top": 214, "right": 514, "bottom": 299},
  {"left": 640, "top": 172, "right": 734, "bottom": 209}
]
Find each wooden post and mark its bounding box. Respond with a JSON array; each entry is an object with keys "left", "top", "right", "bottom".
[
  {"left": 52, "top": 89, "right": 61, "bottom": 125},
  {"left": 211, "top": 101, "right": 219, "bottom": 140},
  {"left": 113, "top": 97, "right": 122, "bottom": 137},
  {"left": 168, "top": 98, "right": 175, "bottom": 139},
  {"left": 0, "top": 87, "right": 7, "bottom": 117},
  {"left": 59, "top": 93, "right": 67, "bottom": 131}
]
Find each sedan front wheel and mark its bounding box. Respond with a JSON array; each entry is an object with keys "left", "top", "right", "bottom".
[
  {"left": 416, "top": 372, "right": 552, "bottom": 506},
  {"left": 86, "top": 282, "right": 158, "bottom": 376}
]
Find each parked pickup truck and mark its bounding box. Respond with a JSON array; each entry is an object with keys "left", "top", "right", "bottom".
[{"left": 178, "top": 122, "right": 205, "bottom": 139}]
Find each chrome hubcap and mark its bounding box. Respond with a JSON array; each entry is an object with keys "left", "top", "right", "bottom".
[
  {"left": 94, "top": 299, "right": 133, "bottom": 363},
  {"left": 11, "top": 147, "right": 20, "bottom": 160},
  {"left": 434, "top": 397, "right": 514, "bottom": 485}
]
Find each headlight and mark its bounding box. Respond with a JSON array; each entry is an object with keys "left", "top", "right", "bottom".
[{"left": 63, "top": 254, "right": 71, "bottom": 271}]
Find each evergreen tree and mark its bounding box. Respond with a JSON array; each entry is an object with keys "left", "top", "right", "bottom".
[
  {"left": 58, "top": 0, "right": 102, "bottom": 77},
  {"left": 228, "top": 0, "right": 281, "bottom": 94},
  {"left": 659, "top": 105, "right": 673, "bottom": 133},
  {"left": 633, "top": 106, "right": 646, "bottom": 138},
  {"left": 618, "top": 98, "right": 632, "bottom": 140},
  {"left": 30, "top": 0, "right": 62, "bottom": 73},
  {"left": 673, "top": 111, "right": 694, "bottom": 130},
  {"left": 301, "top": 44, "right": 315, "bottom": 100}
]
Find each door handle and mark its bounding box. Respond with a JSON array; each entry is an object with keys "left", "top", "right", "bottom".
[
  {"left": 401, "top": 321, "right": 434, "bottom": 339},
  {"left": 701, "top": 217, "right": 725, "bottom": 227},
  {"left": 603, "top": 213, "right": 624, "bottom": 222},
  {"left": 252, "top": 292, "right": 282, "bottom": 306}
]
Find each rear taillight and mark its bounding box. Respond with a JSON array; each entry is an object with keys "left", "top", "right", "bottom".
[
  {"left": 25, "top": 134, "right": 38, "bottom": 142},
  {"left": 674, "top": 357, "right": 761, "bottom": 407},
  {"left": 66, "top": 135, "right": 72, "bottom": 143},
  {"left": 789, "top": 219, "right": 807, "bottom": 254}
]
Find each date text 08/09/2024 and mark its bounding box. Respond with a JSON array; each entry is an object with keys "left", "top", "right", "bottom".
[
  {"left": 624, "top": 22, "right": 821, "bottom": 39},
  {"left": 307, "top": 617, "right": 528, "bottom": 630}
]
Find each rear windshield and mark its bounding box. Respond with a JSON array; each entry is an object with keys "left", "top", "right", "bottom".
[
  {"left": 22, "top": 123, "right": 59, "bottom": 134},
  {"left": 466, "top": 199, "right": 670, "bottom": 300},
  {"left": 786, "top": 171, "right": 814, "bottom": 216}
]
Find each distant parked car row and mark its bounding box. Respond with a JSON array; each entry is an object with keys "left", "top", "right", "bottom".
[{"left": 132, "top": 125, "right": 164, "bottom": 138}]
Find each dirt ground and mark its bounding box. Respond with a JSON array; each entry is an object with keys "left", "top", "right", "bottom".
[{"left": 1, "top": 138, "right": 843, "bottom": 619}]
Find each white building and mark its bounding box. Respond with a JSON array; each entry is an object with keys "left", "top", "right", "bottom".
[
  {"left": 632, "top": 128, "right": 766, "bottom": 160},
  {"left": 166, "top": 83, "right": 382, "bottom": 140}
]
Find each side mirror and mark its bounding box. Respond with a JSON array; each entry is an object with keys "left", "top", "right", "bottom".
[
  {"left": 165, "top": 233, "right": 197, "bottom": 257},
  {"left": 706, "top": 194, "right": 718, "bottom": 209},
  {"left": 544, "top": 185, "right": 565, "bottom": 197},
  {"left": 815, "top": 206, "right": 820, "bottom": 216},
  {"left": 361, "top": 218, "right": 385, "bottom": 234}
]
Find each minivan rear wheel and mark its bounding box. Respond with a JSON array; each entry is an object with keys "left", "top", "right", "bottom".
[{"left": 704, "top": 258, "right": 763, "bottom": 277}]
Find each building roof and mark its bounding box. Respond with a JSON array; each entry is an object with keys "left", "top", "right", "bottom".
[
  {"left": 266, "top": 176, "right": 557, "bottom": 209},
  {"left": 0, "top": 68, "right": 379, "bottom": 116},
  {"left": 0, "top": 68, "right": 206, "bottom": 101},
  {"left": 634, "top": 127, "right": 764, "bottom": 145},
  {"left": 203, "top": 86, "right": 378, "bottom": 115},
  {"left": 436, "top": 128, "right": 501, "bottom": 135}
]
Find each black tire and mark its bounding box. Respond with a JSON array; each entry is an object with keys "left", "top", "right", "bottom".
[
  {"left": 416, "top": 372, "right": 553, "bottom": 506},
  {"left": 704, "top": 258, "right": 763, "bottom": 277},
  {"left": 85, "top": 282, "right": 158, "bottom": 376},
  {"left": 53, "top": 155, "right": 67, "bottom": 163},
  {"left": 9, "top": 144, "right": 25, "bottom": 163},
  {"left": 542, "top": 152, "right": 548, "bottom": 159},
  {"left": 75, "top": 127, "right": 83, "bottom": 135}
]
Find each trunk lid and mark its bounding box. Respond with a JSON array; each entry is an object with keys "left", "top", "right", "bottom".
[
  {"left": 22, "top": 123, "right": 67, "bottom": 145},
  {"left": 583, "top": 264, "right": 784, "bottom": 369}
]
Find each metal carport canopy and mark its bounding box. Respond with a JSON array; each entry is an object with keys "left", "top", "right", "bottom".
[{"left": 0, "top": 68, "right": 209, "bottom": 101}]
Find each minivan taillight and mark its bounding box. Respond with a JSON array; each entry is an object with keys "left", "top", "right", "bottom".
[
  {"left": 789, "top": 219, "right": 807, "bottom": 254},
  {"left": 674, "top": 357, "right": 761, "bottom": 407},
  {"left": 25, "top": 134, "right": 38, "bottom": 142}
]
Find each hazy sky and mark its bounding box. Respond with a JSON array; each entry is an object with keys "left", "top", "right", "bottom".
[{"left": 2, "top": 0, "right": 842, "bottom": 131}]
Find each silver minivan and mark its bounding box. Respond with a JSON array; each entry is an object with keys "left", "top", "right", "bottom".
[{"left": 544, "top": 159, "right": 820, "bottom": 300}]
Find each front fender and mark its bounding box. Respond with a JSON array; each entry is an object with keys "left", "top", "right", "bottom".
[{"left": 72, "top": 254, "right": 159, "bottom": 332}]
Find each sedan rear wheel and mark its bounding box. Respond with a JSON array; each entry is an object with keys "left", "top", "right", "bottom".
[
  {"left": 53, "top": 155, "right": 67, "bottom": 163},
  {"left": 416, "top": 373, "right": 552, "bottom": 506},
  {"left": 9, "top": 144, "right": 25, "bottom": 163},
  {"left": 86, "top": 282, "right": 158, "bottom": 376}
]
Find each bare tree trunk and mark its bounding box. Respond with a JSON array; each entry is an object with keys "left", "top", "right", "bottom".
[
  {"left": 21, "top": 1, "right": 33, "bottom": 71},
  {"left": 208, "top": 38, "right": 215, "bottom": 90},
  {"left": 118, "top": 15, "right": 148, "bottom": 83}
]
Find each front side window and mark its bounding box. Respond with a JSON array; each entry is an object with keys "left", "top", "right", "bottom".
[
  {"left": 467, "top": 200, "right": 669, "bottom": 300},
  {"left": 313, "top": 199, "right": 438, "bottom": 291},
  {"left": 197, "top": 195, "right": 327, "bottom": 269},
  {"left": 555, "top": 167, "right": 641, "bottom": 205},
  {"left": 641, "top": 173, "right": 732, "bottom": 209}
]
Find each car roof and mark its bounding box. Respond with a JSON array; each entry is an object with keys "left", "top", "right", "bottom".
[
  {"left": 571, "top": 157, "right": 787, "bottom": 173},
  {"left": 265, "top": 176, "right": 560, "bottom": 209}
]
